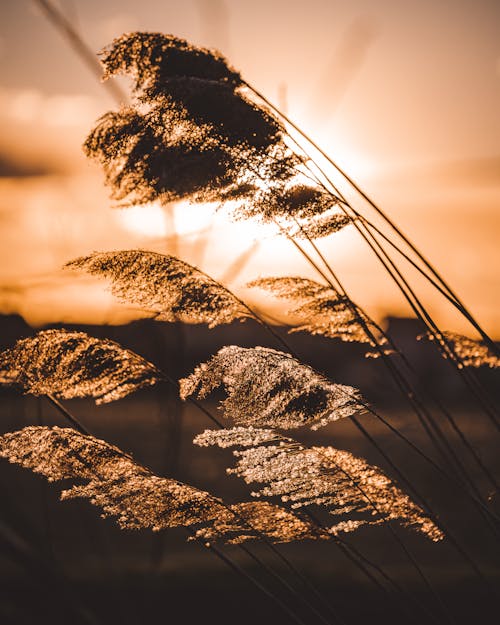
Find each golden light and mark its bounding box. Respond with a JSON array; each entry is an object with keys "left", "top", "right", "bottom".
[
  {"left": 116, "top": 199, "right": 278, "bottom": 244},
  {"left": 117, "top": 203, "right": 169, "bottom": 238}
]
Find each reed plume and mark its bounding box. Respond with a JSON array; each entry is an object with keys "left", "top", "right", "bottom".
[
  {"left": 0, "top": 329, "right": 162, "bottom": 404},
  {"left": 85, "top": 32, "right": 351, "bottom": 239},
  {"left": 65, "top": 250, "right": 251, "bottom": 327},
  {"left": 247, "top": 276, "right": 376, "bottom": 345},
  {"left": 195, "top": 427, "right": 444, "bottom": 542},
  {"left": 423, "top": 331, "right": 500, "bottom": 369},
  {"left": 194, "top": 501, "right": 328, "bottom": 544},
  {"left": 180, "top": 346, "right": 364, "bottom": 430},
  {"left": 100, "top": 32, "right": 242, "bottom": 94},
  {"left": 0, "top": 426, "right": 324, "bottom": 544}
]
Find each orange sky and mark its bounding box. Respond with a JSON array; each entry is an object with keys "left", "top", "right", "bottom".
[{"left": 0, "top": 0, "right": 499, "bottom": 336}]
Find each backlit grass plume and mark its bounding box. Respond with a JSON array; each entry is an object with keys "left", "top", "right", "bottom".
[
  {"left": 180, "top": 346, "right": 364, "bottom": 430},
  {"left": 0, "top": 329, "right": 162, "bottom": 404},
  {"left": 100, "top": 32, "right": 242, "bottom": 94},
  {"left": 0, "top": 426, "right": 323, "bottom": 543},
  {"left": 195, "top": 501, "right": 328, "bottom": 544},
  {"left": 195, "top": 427, "right": 444, "bottom": 542},
  {"left": 247, "top": 276, "right": 376, "bottom": 345},
  {"left": 424, "top": 331, "right": 500, "bottom": 369},
  {"left": 85, "top": 32, "right": 349, "bottom": 239},
  {"left": 65, "top": 250, "right": 251, "bottom": 328}
]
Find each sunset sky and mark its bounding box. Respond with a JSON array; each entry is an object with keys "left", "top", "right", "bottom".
[{"left": 0, "top": 0, "right": 499, "bottom": 335}]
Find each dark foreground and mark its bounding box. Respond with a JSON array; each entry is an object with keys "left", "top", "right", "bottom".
[{"left": 0, "top": 315, "right": 499, "bottom": 624}]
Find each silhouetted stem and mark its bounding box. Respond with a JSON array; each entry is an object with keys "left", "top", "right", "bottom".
[
  {"left": 291, "top": 151, "right": 500, "bottom": 476},
  {"left": 46, "top": 394, "right": 90, "bottom": 435},
  {"left": 238, "top": 543, "right": 341, "bottom": 625},
  {"left": 266, "top": 224, "right": 497, "bottom": 527},
  {"left": 249, "top": 80, "right": 500, "bottom": 445},
  {"left": 43, "top": 393, "right": 340, "bottom": 625},
  {"left": 303, "top": 510, "right": 440, "bottom": 625},
  {"left": 33, "top": 0, "right": 126, "bottom": 105},
  {"left": 299, "top": 230, "right": 497, "bottom": 504},
  {"left": 197, "top": 537, "right": 315, "bottom": 625},
  {"left": 309, "top": 452, "right": 456, "bottom": 624},
  {"left": 244, "top": 80, "right": 499, "bottom": 355}
]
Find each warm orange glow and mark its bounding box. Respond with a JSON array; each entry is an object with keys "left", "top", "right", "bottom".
[
  {"left": 118, "top": 203, "right": 169, "bottom": 238},
  {"left": 0, "top": 2, "right": 499, "bottom": 335}
]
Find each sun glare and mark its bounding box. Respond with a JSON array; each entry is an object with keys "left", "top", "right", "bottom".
[
  {"left": 117, "top": 201, "right": 215, "bottom": 239},
  {"left": 117, "top": 200, "right": 279, "bottom": 244},
  {"left": 118, "top": 203, "right": 169, "bottom": 238}
]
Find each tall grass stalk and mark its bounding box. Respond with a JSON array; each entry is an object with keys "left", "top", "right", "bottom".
[
  {"left": 249, "top": 88, "right": 500, "bottom": 462},
  {"left": 245, "top": 81, "right": 498, "bottom": 354}
]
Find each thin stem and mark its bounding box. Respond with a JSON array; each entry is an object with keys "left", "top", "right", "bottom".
[
  {"left": 265, "top": 225, "right": 497, "bottom": 524},
  {"left": 238, "top": 543, "right": 343, "bottom": 625},
  {"left": 309, "top": 450, "right": 456, "bottom": 624},
  {"left": 198, "top": 537, "right": 313, "bottom": 625},
  {"left": 244, "top": 80, "right": 499, "bottom": 355},
  {"left": 46, "top": 394, "right": 90, "bottom": 435},
  {"left": 350, "top": 416, "right": 498, "bottom": 590},
  {"left": 270, "top": 145, "right": 500, "bottom": 496},
  {"left": 351, "top": 220, "right": 500, "bottom": 487},
  {"left": 33, "top": 0, "right": 127, "bottom": 105},
  {"left": 304, "top": 229, "right": 498, "bottom": 496},
  {"left": 250, "top": 83, "right": 500, "bottom": 456},
  {"left": 296, "top": 230, "right": 498, "bottom": 517},
  {"left": 305, "top": 510, "right": 441, "bottom": 625},
  {"left": 296, "top": 153, "right": 500, "bottom": 461},
  {"left": 42, "top": 394, "right": 340, "bottom": 625}
]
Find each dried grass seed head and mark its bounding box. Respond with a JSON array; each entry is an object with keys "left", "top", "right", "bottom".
[
  {"left": 230, "top": 181, "right": 348, "bottom": 240},
  {"left": 0, "top": 426, "right": 226, "bottom": 531},
  {"left": 66, "top": 250, "right": 251, "bottom": 328},
  {"left": 196, "top": 427, "right": 444, "bottom": 541},
  {"left": 195, "top": 501, "right": 328, "bottom": 544},
  {"left": 163, "top": 77, "right": 283, "bottom": 149},
  {"left": 84, "top": 94, "right": 295, "bottom": 208},
  {"left": 0, "top": 329, "right": 162, "bottom": 404},
  {"left": 90, "top": 32, "right": 348, "bottom": 239},
  {"left": 423, "top": 331, "right": 500, "bottom": 369},
  {"left": 0, "top": 426, "right": 327, "bottom": 543},
  {"left": 84, "top": 101, "right": 242, "bottom": 206},
  {"left": 247, "top": 276, "right": 375, "bottom": 345},
  {"left": 180, "top": 345, "right": 364, "bottom": 430},
  {"left": 100, "top": 32, "right": 242, "bottom": 96}
]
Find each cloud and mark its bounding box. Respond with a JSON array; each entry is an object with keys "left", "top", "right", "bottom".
[
  {"left": 0, "top": 87, "right": 101, "bottom": 128},
  {"left": 0, "top": 87, "right": 105, "bottom": 175}
]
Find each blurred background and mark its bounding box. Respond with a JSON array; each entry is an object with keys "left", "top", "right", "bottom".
[
  {"left": 0, "top": 0, "right": 499, "bottom": 331},
  {"left": 0, "top": 1, "right": 499, "bottom": 624}
]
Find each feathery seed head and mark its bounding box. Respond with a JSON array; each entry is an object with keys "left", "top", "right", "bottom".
[
  {"left": 0, "top": 329, "right": 162, "bottom": 404},
  {"left": 88, "top": 33, "right": 347, "bottom": 240},
  {"left": 180, "top": 346, "right": 364, "bottom": 430},
  {"left": 247, "top": 276, "right": 380, "bottom": 345},
  {"left": 0, "top": 426, "right": 328, "bottom": 543},
  {"left": 100, "top": 32, "right": 242, "bottom": 95},
  {"left": 84, "top": 102, "right": 240, "bottom": 205},
  {"left": 65, "top": 250, "right": 251, "bottom": 328},
  {"left": 195, "top": 501, "right": 328, "bottom": 544},
  {"left": 197, "top": 427, "right": 444, "bottom": 541},
  {"left": 422, "top": 331, "right": 500, "bottom": 368},
  {"left": 0, "top": 426, "right": 226, "bottom": 531},
  {"left": 194, "top": 426, "right": 279, "bottom": 448}
]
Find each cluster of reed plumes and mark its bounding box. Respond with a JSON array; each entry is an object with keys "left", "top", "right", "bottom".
[
  {"left": 1, "top": 30, "right": 499, "bottom": 625},
  {"left": 0, "top": 329, "right": 442, "bottom": 543}
]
